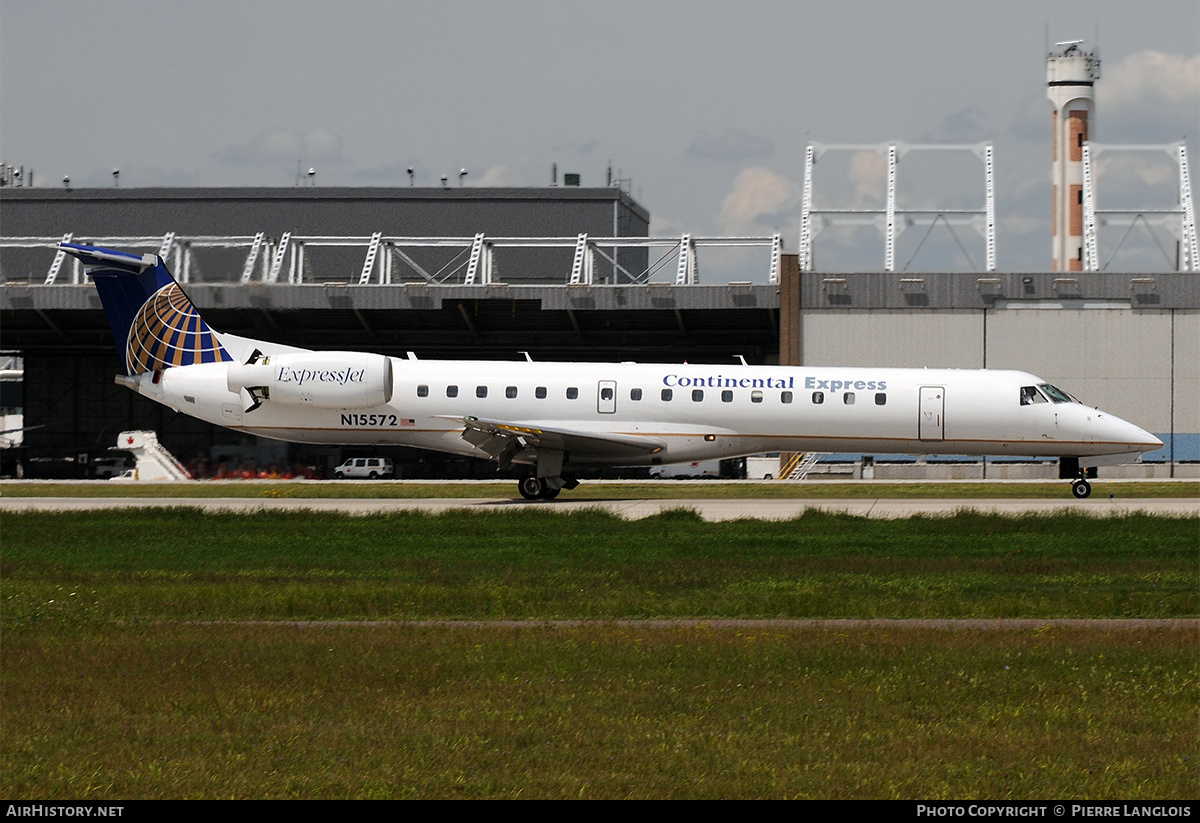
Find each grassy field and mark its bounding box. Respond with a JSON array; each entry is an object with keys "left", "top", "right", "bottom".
[
  {"left": 3, "top": 508, "right": 1198, "bottom": 621},
  {"left": 4, "top": 623, "right": 1194, "bottom": 799},
  {"left": 4, "top": 478, "right": 1198, "bottom": 499},
  {"left": 2, "top": 508, "right": 1197, "bottom": 799}
]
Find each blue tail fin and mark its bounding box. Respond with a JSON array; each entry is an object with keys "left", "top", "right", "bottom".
[{"left": 59, "top": 243, "right": 231, "bottom": 375}]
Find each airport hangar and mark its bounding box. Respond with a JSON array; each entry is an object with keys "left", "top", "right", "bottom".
[{"left": 1, "top": 186, "right": 1196, "bottom": 478}]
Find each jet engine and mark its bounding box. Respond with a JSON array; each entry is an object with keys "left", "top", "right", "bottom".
[{"left": 226, "top": 352, "right": 394, "bottom": 411}]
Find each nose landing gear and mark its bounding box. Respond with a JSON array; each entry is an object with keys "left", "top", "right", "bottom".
[{"left": 1060, "top": 456, "right": 1095, "bottom": 499}]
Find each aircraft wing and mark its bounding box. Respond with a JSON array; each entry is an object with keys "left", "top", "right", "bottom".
[{"left": 446, "top": 416, "right": 665, "bottom": 466}]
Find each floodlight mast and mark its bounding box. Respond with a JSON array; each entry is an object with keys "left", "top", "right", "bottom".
[
  {"left": 1081, "top": 142, "right": 1197, "bottom": 272},
  {"left": 799, "top": 142, "right": 996, "bottom": 272}
]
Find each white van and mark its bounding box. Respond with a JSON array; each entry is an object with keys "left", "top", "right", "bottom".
[{"left": 333, "top": 458, "right": 394, "bottom": 479}]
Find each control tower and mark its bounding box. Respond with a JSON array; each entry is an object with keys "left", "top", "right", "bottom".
[{"left": 1047, "top": 40, "right": 1100, "bottom": 271}]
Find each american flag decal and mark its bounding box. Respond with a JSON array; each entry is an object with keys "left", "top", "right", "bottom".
[{"left": 401, "top": 418, "right": 415, "bottom": 426}]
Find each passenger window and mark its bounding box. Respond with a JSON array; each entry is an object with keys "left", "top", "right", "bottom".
[
  {"left": 600, "top": 387, "right": 614, "bottom": 401},
  {"left": 781, "top": 391, "right": 793, "bottom": 404},
  {"left": 446, "top": 385, "right": 458, "bottom": 398},
  {"left": 566, "top": 387, "right": 579, "bottom": 400},
  {"left": 661, "top": 388, "right": 673, "bottom": 401},
  {"left": 536, "top": 386, "right": 547, "bottom": 399},
  {"left": 721, "top": 390, "right": 733, "bottom": 403},
  {"left": 812, "top": 391, "right": 824, "bottom": 404},
  {"left": 630, "top": 388, "right": 643, "bottom": 401},
  {"left": 692, "top": 389, "right": 704, "bottom": 402},
  {"left": 476, "top": 386, "right": 488, "bottom": 398},
  {"left": 844, "top": 392, "right": 856, "bottom": 405},
  {"left": 751, "top": 390, "right": 763, "bottom": 403},
  {"left": 875, "top": 393, "right": 887, "bottom": 406},
  {"left": 417, "top": 384, "right": 429, "bottom": 397},
  {"left": 506, "top": 386, "right": 518, "bottom": 399}
]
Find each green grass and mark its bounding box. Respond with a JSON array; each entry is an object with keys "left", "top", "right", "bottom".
[
  {"left": 4, "top": 479, "right": 1198, "bottom": 499},
  {"left": 3, "top": 509, "right": 1197, "bottom": 798},
  {"left": 2, "top": 509, "right": 1197, "bottom": 621},
  {"left": 3, "top": 623, "right": 1194, "bottom": 799}
]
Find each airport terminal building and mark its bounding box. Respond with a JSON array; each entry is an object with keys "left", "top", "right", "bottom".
[{"left": 1, "top": 186, "right": 1196, "bottom": 478}]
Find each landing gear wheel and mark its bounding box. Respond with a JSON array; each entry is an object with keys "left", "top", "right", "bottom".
[
  {"left": 540, "top": 486, "right": 561, "bottom": 500},
  {"left": 1072, "top": 479, "right": 1092, "bottom": 499},
  {"left": 518, "top": 476, "right": 544, "bottom": 500}
]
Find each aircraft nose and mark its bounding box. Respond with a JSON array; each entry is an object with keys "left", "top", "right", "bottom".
[{"left": 1099, "top": 413, "right": 1161, "bottom": 451}]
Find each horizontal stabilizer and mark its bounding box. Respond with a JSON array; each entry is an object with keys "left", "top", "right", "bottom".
[{"left": 58, "top": 242, "right": 156, "bottom": 272}]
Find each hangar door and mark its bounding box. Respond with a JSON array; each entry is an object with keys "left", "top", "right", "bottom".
[{"left": 919, "top": 386, "right": 944, "bottom": 442}]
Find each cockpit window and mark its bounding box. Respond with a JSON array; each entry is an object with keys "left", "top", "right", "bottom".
[
  {"left": 1038, "top": 383, "right": 1076, "bottom": 404},
  {"left": 1020, "top": 386, "right": 1047, "bottom": 406}
]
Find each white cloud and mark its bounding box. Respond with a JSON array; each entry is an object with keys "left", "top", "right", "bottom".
[
  {"left": 1102, "top": 50, "right": 1200, "bottom": 109},
  {"left": 717, "top": 166, "right": 799, "bottom": 234},
  {"left": 475, "top": 164, "right": 524, "bottom": 186},
  {"left": 1099, "top": 50, "right": 1200, "bottom": 140},
  {"left": 304, "top": 128, "right": 344, "bottom": 161},
  {"left": 848, "top": 151, "right": 887, "bottom": 208},
  {"left": 649, "top": 213, "right": 687, "bottom": 238},
  {"left": 1095, "top": 153, "right": 1176, "bottom": 187},
  {"left": 214, "top": 128, "right": 345, "bottom": 165}
]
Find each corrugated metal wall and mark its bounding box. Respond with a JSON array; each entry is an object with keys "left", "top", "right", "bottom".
[
  {"left": 0, "top": 187, "right": 650, "bottom": 284},
  {"left": 798, "top": 306, "right": 1198, "bottom": 462}
]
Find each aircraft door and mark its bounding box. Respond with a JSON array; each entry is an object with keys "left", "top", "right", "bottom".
[
  {"left": 919, "top": 386, "right": 944, "bottom": 441},
  {"left": 597, "top": 380, "right": 617, "bottom": 414}
]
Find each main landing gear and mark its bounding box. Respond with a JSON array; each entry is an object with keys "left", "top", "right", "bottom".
[
  {"left": 1059, "top": 456, "right": 1094, "bottom": 499},
  {"left": 517, "top": 473, "right": 579, "bottom": 501},
  {"left": 518, "top": 476, "right": 558, "bottom": 500}
]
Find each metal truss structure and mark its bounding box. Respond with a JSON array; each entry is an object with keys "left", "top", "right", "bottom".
[
  {"left": 1081, "top": 142, "right": 1197, "bottom": 272},
  {"left": 799, "top": 142, "right": 995, "bottom": 273},
  {"left": 10, "top": 232, "right": 783, "bottom": 287}
]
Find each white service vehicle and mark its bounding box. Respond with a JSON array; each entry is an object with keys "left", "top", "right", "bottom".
[{"left": 333, "top": 457, "right": 394, "bottom": 479}]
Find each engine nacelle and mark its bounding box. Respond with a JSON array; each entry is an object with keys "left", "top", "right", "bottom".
[{"left": 226, "top": 352, "right": 393, "bottom": 410}]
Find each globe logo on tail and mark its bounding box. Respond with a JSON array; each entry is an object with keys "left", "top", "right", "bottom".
[{"left": 126, "top": 283, "right": 230, "bottom": 374}]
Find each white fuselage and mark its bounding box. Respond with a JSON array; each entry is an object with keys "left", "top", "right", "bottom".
[{"left": 132, "top": 353, "right": 1161, "bottom": 469}]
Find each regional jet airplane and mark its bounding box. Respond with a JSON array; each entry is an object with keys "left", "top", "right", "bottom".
[{"left": 61, "top": 242, "right": 1161, "bottom": 499}]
